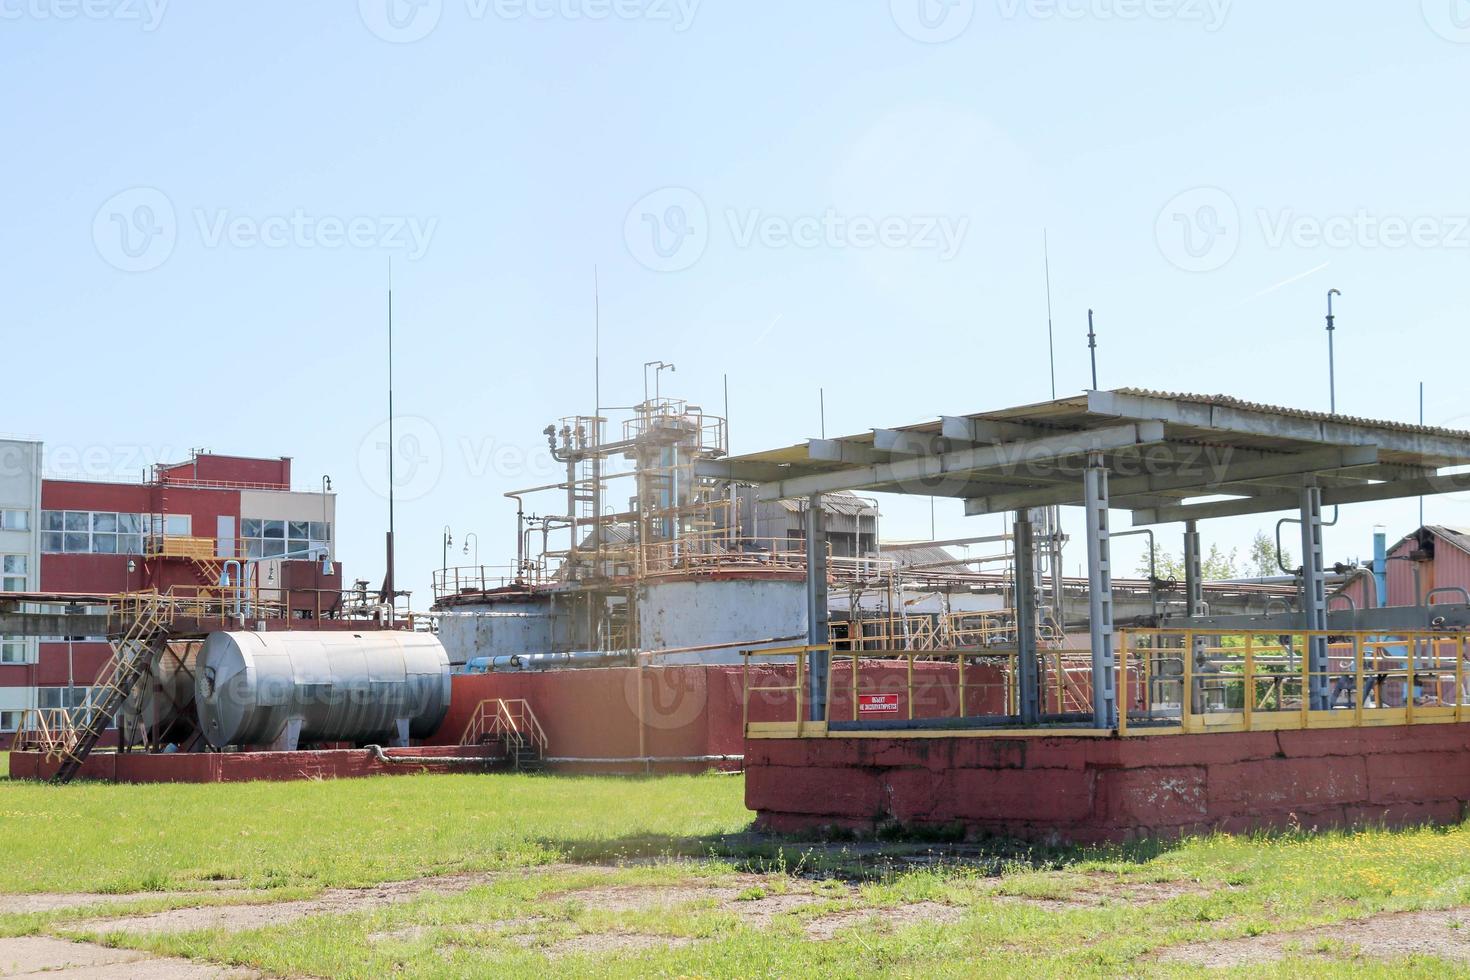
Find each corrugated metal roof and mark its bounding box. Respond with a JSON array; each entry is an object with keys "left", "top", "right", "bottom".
[
  {"left": 1111, "top": 389, "right": 1470, "bottom": 440},
  {"left": 776, "top": 492, "right": 877, "bottom": 517}
]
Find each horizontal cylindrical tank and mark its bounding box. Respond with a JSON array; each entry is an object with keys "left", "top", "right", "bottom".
[{"left": 195, "top": 631, "right": 451, "bottom": 749}]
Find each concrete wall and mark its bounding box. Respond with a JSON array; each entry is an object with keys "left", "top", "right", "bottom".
[
  {"left": 747, "top": 724, "right": 1470, "bottom": 844},
  {"left": 638, "top": 576, "right": 806, "bottom": 663}
]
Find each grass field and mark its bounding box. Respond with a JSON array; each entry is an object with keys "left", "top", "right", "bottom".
[{"left": 2, "top": 772, "right": 1469, "bottom": 977}]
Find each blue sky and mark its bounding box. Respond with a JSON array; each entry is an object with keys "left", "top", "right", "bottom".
[{"left": 3, "top": 1, "right": 1469, "bottom": 603}]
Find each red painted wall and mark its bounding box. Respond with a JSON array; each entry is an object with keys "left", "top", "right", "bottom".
[
  {"left": 157, "top": 455, "right": 290, "bottom": 488},
  {"left": 747, "top": 723, "right": 1470, "bottom": 844}
]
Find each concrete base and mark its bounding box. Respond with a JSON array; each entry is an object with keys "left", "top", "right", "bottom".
[
  {"left": 7, "top": 745, "right": 501, "bottom": 783},
  {"left": 746, "top": 724, "right": 1470, "bottom": 844}
]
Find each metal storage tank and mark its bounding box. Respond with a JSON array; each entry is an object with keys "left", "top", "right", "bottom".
[
  {"left": 436, "top": 592, "right": 561, "bottom": 667},
  {"left": 195, "top": 631, "right": 451, "bottom": 750},
  {"left": 119, "top": 640, "right": 201, "bottom": 749},
  {"left": 637, "top": 575, "right": 807, "bottom": 665}
]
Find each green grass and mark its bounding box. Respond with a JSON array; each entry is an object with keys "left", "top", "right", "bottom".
[
  {"left": 6, "top": 772, "right": 1470, "bottom": 977},
  {"left": 0, "top": 772, "right": 750, "bottom": 892}
]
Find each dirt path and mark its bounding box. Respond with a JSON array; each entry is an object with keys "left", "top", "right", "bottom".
[
  {"left": 1159, "top": 907, "right": 1470, "bottom": 967},
  {"left": 0, "top": 935, "right": 256, "bottom": 977}
]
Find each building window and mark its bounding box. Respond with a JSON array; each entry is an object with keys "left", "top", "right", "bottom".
[
  {"left": 1, "top": 637, "right": 31, "bottom": 664},
  {"left": 2, "top": 555, "right": 26, "bottom": 592},
  {"left": 37, "top": 687, "right": 109, "bottom": 726},
  {"left": 40, "top": 511, "right": 146, "bottom": 555},
  {"left": 0, "top": 710, "right": 21, "bottom": 733},
  {"left": 241, "top": 519, "right": 329, "bottom": 560},
  {"left": 0, "top": 509, "right": 28, "bottom": 531}
]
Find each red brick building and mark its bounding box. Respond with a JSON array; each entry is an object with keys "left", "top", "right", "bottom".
[{"left": 0, "top": 447, "right": 338, "bottom": 746}]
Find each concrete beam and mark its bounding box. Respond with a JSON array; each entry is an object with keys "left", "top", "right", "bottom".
[
  {"left": 807, "top": 439, "right": 886, "bottom": 466},
  {"left": 0, "top": 612, "right": 109, "bottom": 637},
  {"left": 757, "top": 422, "right": 1166, "bottom": 502},
  {"left": 965, "top": 446, "right": 1378, "bottom": 516},
  {"left": 871, "top": 429, "right": 940, "bottom": 455},
  {"left": 941, "top": 416, "right": 1054, "bottom": 446},
  {"left": 694, "top": 459, "right": 791, "bottom": 483},
  {"left": 1130, "top": 474, "right": 1470, "bottom": 525}
]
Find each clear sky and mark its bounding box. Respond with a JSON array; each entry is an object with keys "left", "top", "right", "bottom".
[{"left": 3, "top": 1, "right": 1469, "bottom": 605}]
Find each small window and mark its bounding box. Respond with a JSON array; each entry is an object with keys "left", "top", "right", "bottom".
[
  {"left": 241, "top": 518, "right": 263, "bottom": 538},
  {"left": 263, "top": 520, "right": 285, "bottom": 539},
  {"left": 63, "top": 532, "right": 89, "bottom": 553},
  {"left": 289, "top": 521, "right": 309, "bottom": 539},
  {"left": 41, "top": 511, "right": 63, "bottom": 532},
  {"left": 40, "top": 532, "right": 63, "bottom": 553},
  {"left": 1, "top": 637, "right": 30, "bottom": 664},
  {"left": 117, "top": 513, "right": 143, "bottom": 535},
  {"left": 0, "top": 510, "right": 28, "bottom": 531},
  {"left": 91, "top": 513, "right": 117, "bottom": 533},
  {"left": 2, "top": 556, "right": 25, "bottom": 574},
  {"left": 164, "top": 514, "right": 191, "bottom": 537},
  {"left": 0, "top": 710, "right": 20, "bottom": 733}
]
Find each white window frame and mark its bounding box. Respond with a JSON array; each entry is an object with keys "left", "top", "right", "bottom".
[
  {"left": 0, "top": 509, "right": 28, "bottom": 531},
  {"left": 1, "top": 554, "right": 26, "bottom": 592}
]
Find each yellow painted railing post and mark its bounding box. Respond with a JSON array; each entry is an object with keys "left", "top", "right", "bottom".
[
  {"left": 1407, "top": 635, "right": 1416, "bottom": 727},
  {"left": 1353, "top": 634, "right": 1364, "bottom": 728},
  {"left": 1243, "top": 633, "right": 1254, "bottom": 731},
  {"left": 1118, "top": 630, "right": 1129, "bottom": 736},
  {"left": 851, "top": 652, "right": 859, "bottom": 722},
  {"left": 1182, "top": 631, "right": 1194, "bottom": 733},
  {"left": 1300, "top": 633, "right": 1311, "bottom": 729},
  {"left": 906, "top": 654, "right": 914, "bottom": 721},
  {"left": 1458, "top": 636, "right": 1466, "bottom": 725},
  {"left": 741, "top": 653, "right": 749, "bottom": 735},
  {"left": 796, "top": 650, "right": 805, "bottom": 738}
]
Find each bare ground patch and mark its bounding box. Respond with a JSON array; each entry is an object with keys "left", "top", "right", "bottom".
[
  {"left": 804, "top": 901, "right": 965, "bottom": 941},
  {"left": 546, "top": 932, "right": 697, "bottom": 959},
  {"left": 0, "top": 935, "right": 257, "bottom": 977},
  {"left": 554, "top": 874, "right": 832, "bottom": 926},
  {"left": 69, "top": 865, "right": 608, "bottom": 937},
  {"left": 1159, "top": 907, "right": 1470, "bottom": 967},
  {"left": 991, "top": 873, "right": 1215, "bottom": 910},
  {"left": 3, "top": 889, "right": 277, "bottom": 915}
]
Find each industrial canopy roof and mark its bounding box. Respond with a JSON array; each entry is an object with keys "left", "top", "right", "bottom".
[{"left": 694, "top": 389, "right": 1470, "bottom": 527}]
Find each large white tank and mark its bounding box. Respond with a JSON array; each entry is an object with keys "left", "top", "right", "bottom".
[
  {"left": 195, "top": 631, "right": 451, "bottom": 750},
  {"left": 637, "top": 576, "right": 807, "bottom": 664}
]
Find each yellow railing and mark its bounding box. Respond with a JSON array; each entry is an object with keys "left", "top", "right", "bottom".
[
  {"left": 459, "top": 698, "right": 548, "bottom": 753},
  {"left": 740, "top": 628, "right": 1470, "bottom": 739},
  {"left": 13, "top": 708, "right": 79, "bottom": 761},
  {"left": 144, "top": 535, "right": 219, "bottom": 560}
]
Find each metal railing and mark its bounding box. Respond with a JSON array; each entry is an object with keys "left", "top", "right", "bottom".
[
  {"left": 459, "top": 698, "right": 548, "bottom": 753},
  {"left": 740, "top": 628, "right": 1470, "bottom": 739},
  {"left": 13, "top": 708, "right": 80, "bottom": 760}
]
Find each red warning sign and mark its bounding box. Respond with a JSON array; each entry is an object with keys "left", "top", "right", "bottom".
[{"left": 859, "top": 694, "right": 901, "bottom": 715}]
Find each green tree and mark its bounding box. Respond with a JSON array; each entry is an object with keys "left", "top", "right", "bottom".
[
  {"left": 1247, "top": 529, "right": 1294, "bottom": 576},
  {"left": 1137, "top": 542, "right": 1239, "bottom": 581}
]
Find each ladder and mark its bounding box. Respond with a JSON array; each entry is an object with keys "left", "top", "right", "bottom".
[{"left": 51, "top": 595, "right": 173, "bottom": 785}]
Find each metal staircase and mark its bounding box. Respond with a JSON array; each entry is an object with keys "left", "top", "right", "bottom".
[
  {"left": 458, "top": 698, "right": 548, "bottom": 772},
  {"left": 50, "top": 595, "right": 173, "bottom": 785}
]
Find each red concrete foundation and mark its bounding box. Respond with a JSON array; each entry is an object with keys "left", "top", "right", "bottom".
[
  {"left": 7, "top": 745, "right": 501, "bottom": 783},
  {"left": 746, "top": 724, "right": 1470, "bottom": 844}
]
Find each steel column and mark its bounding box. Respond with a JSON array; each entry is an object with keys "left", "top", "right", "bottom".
[
  {"left": 1013, "top": 510, "right": 1041, "bottom": 724},
  {"left": 805, "top": 494, "right": 830, "bottom": 722},
  {"left": 1183, "top": 520, "right": 1203, "bottom": 619},
  {"left": 1083, "top": 454, "right": 1117, "bottom": 728},
  {"left": 1299, "top": 483, "right": 1330, "bottom": 710}
]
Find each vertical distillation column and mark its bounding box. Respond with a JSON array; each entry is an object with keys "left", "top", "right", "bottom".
[
  {"left": 1299, "top": 482, "right": 1330, "bottom": 710},
  {"left": 1083, "top": 452, "right": 1117, "bottom": 729},
  {"left": 1013, "top": 510, "right": 1040, "bottom": 724},
  {"left": 806, "top": 494, "right": 830, "bottom": 722},
  {"left": 1183, "top": 520, "right": 1205, "bottom": 713}
]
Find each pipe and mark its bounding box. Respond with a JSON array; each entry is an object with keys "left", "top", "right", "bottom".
[
  {"left": 1373, "top": 529, "right": 1388, "bottom": 608},
  {"left": 365, "top": 745, "right": 503, "bottom": 766},
  {"left": 1427, "top": 587, "right": 1470, "bottom": 606},
  {"left": 1110, "top": 528, "right": 1157, "bottom": 619},
  {"left": 543, "top": 754, "right": 743, "bottom": 765}
]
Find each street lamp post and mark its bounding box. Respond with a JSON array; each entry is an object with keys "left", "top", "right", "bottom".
[
  {"left": 1326, "top": 289, "right": 1341, "bottom": 414},
  {"left": 441, "top": 525, "right": 453, "bottom": 593},
  {"left": 462, "top": 532, "right": 479, "bottom": 569}
]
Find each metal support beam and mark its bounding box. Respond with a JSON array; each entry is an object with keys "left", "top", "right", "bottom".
[
  {"left": 940, "top": 416, "right": 1054, "bottom": 446},
  {"left": 1129, "top": 474, "right": 1468, "bottom": 525},
  {"left": 1183, "top": 519, "right": 1207, "bottom": 714},
  {"left": 1299, "top": 483, "right": 1330, "bottom": 710},
  {"left": 805, "top": 495, "right": 830, "bottom": 723},
  {"left": 807, "top": 439, "right": 885, "bottom": 465},
  {"left": 966, "top": 446, "right": 1378, "bottom": 516},
  {"left": 1083, "top": 454, "right": 1116, "bottom": 729},
  {"left": 758, "top": 421, "right": 1165, "bottom": 501},
  {"left": 1013, "top": 510, "right": 1041, "bottom": 725}
]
